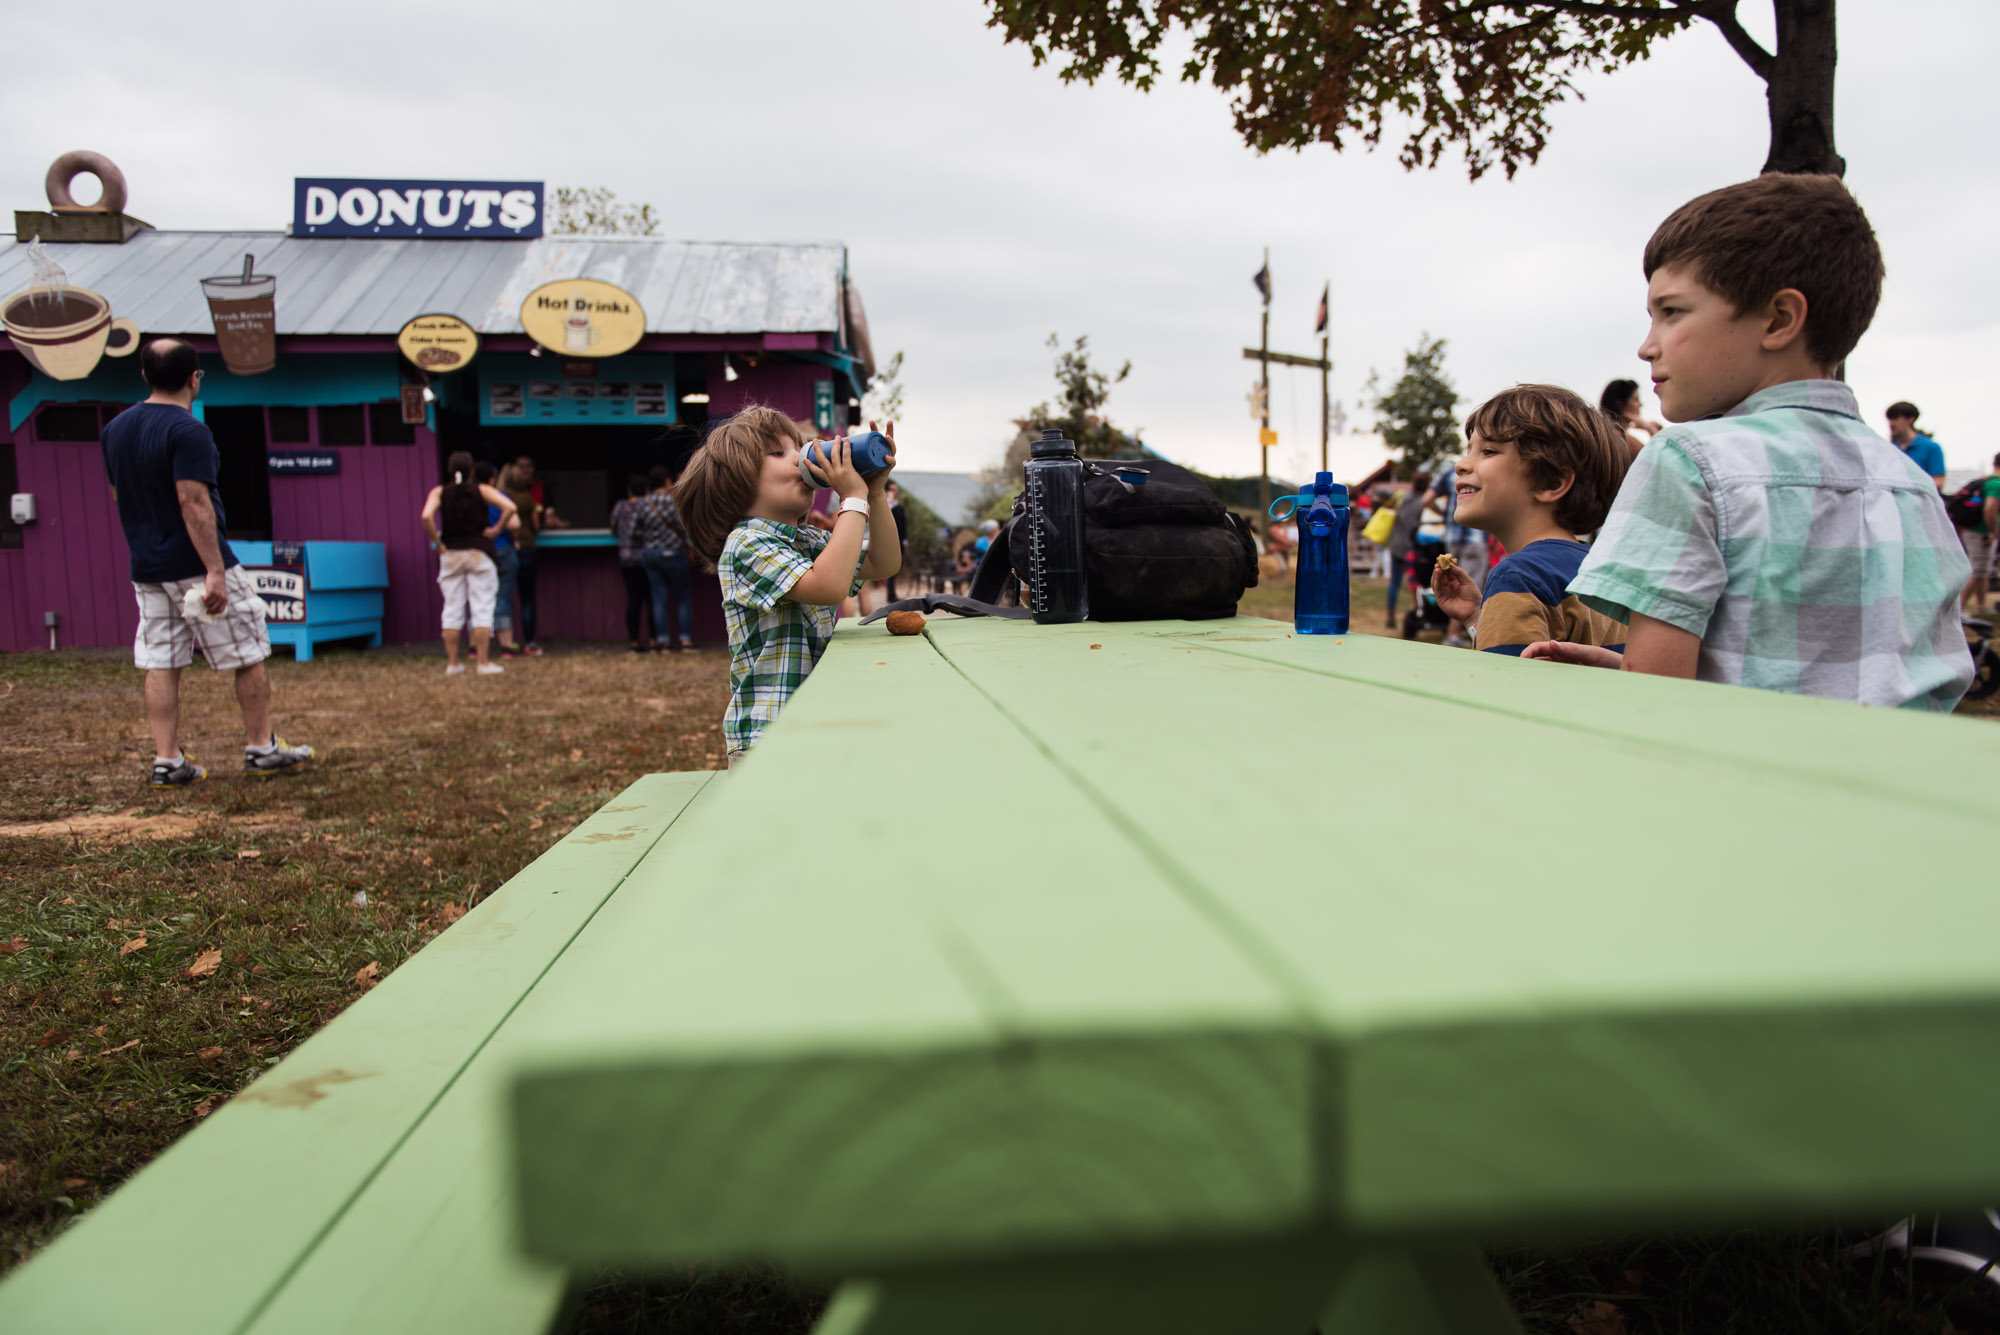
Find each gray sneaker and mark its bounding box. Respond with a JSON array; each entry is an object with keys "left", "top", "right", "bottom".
[
  {"left": 243, "top": 736, "right": 314, "bottom": 777},
  {"left": 150, "top": 753, "right": 208, "bottom": 788}
]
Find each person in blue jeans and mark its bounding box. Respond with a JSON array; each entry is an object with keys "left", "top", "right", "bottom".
[
  {"left": 475, "top": 462, "right": 521, "bottom": 657},
  {"left": 635, "top": 464, "right": 695, "bottom": 651}
]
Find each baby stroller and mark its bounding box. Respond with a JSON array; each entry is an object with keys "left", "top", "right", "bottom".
[
  {"left": 1400, "top": 531, "right": 1453, "bottom": 640},
  {"left": 1967, "top": 616, "right": 1999, "bottom": 701}
]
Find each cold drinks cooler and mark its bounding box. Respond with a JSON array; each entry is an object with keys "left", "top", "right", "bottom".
[{"left": 232, "top": 542, "right": 388, "bottom": 661}]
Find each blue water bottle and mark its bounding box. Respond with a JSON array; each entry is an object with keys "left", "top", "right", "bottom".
[
  {"left": 799, "top": 431, "right": 894, "bottom": 488},
  {"left": 1272, "top": 472, "right": 1350, "bottom": 635}
]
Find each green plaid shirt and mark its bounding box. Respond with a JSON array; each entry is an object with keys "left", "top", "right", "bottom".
[
  {"left": 1570, "top": 380, "right": 1973, "bottom": 712},
  {"left": 718, "top": 517, "right": 865, "bottom": 753}
]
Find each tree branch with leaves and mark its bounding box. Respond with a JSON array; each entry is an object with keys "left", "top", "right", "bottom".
[{"left": 985, "top": 0, "right": 1841, "bottom": 178}]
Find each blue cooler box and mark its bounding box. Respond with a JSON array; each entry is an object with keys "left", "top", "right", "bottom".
[{"left": 233, "top": 542, "right": 388, "bottom": 662}]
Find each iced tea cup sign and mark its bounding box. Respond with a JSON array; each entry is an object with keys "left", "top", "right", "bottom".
[
  {"left": 396, "top": 313, "right": 479, "bottom": 372},
  {"left": 520, "top": 280, "right": 644, "bottom": 360}
]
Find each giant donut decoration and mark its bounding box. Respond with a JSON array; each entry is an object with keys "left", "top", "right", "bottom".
[{"left": 45, "top": 151, "right": 128, "bottom": 214}]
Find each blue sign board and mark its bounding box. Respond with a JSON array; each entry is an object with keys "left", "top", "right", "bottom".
[
  {"left": 268, "top": 451, "right": 340, "bottom": 474},
  {"left": 293, "top": 179, "right": 544, "bottom": 239}
]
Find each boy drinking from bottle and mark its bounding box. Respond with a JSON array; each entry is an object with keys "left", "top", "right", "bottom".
[
  {"left": 1430, "top": 385, "right": 1632, "bottom": 655},
  {"left": 1524, "top": 174, "right": 1972, "bottom": 710},
  {"left": 676, "top": 406, "right": 901, "bottom": 767}
]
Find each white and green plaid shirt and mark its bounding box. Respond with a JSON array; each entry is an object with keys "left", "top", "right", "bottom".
[
  {"left": 718, "top": 517, "right": 865, "bottom": 753},
  {"left": 1570, "top": 380, "right": 1973, "bottom": 712}
]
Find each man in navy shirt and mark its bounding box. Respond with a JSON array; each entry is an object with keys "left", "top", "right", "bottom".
[
  {"left": 1886, "top": 400, "right": 1947, "bottom": 490},
  {"left": 103, "top": 339, "right": 312, "bottom": 786}
]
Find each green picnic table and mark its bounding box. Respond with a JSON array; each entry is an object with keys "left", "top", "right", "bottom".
[{"left": 498, "top": 615, "right": 2000, "bottom": 1334}]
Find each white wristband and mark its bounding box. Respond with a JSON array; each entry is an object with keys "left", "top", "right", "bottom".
[{"left": 837, "top": 496, "right": 870, "bottom": 517}]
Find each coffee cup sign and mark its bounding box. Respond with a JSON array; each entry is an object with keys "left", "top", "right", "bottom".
[
  {"left": 201, "top": 255, "right": 277, "bottom": 376},
  {"left": 519, "top": 279, "right": 645, "bottom": 360},
  {"left": 2, "top": 284, "right": 139, "bottom": 381},
  {"left": 396, "top": 313, "right": 480, "bottom": 372}
]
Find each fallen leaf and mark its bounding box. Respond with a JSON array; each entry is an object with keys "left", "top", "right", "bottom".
[
  {"left": 0, "top": 938, "right": 25, "bottom": 955},
  {"left": 59, "top": 896, "right": 75, "bottom": 906},
  {"left": 196, "top": 1046, "right": 224, "bottom": 1060},
  {"left": 1089, "top": 644, "right": 1102, "bottom": 649},
  {"left": 119, "top": 936, "right": 148, "bottom": 957},
  {"left": 568, "top": 748, "right": 583, "bottom": 762},
  {"left": 98, "top": 1039, "right": 139, "bottom": 1057},
  {"left": 106, "top": 918, "right": 129, "bottom": 929},
  {"left": 534, "top": 799, "right": 551, "bottom": 811},
  {"left": 1568, "top": 1300, "right": 1627, "bottom": 1335},
  {"left": 92, "top": 1024, "right": 107, "bottom": 1038},
  {"left": 184, "top": 947, "right": 223, "bottom": 979},
  {"left": 527, "top": 818, "right": 544, "bottom": 830},
  {"left": 193, "top": 1096, "right": 220, "bottom": 1118},
  {"left": 65, "top": 1049, "right": 82, "bottom": 1062},
  {"left": 239, "top": 995, "right": 255, "bottom": 1003},
  {"left": 354, "top": 961, "right": 382, "bottom": 990},
  {"left": 62, "top": 1177, "right": 85, "bottom": 1190},
  {"left": 237, "top": 849, "right": 261, "bottom": 861},
  {"left": 440, "top": 778, "right": 454, "bottom": 789},
  {"left": 250, "top": 963, "right": 267, "bottom": 976},
  {"left": 36, "top": 1027, "right": 72, "bottom": 1049},
  {"left": 438, "top": 903, "right": 466, "bottom": 926}
]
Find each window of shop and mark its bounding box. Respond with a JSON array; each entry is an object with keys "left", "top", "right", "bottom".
[
  {"left": 33, "top": 405, "right": 102, "bottom": 442},
  {"left": 368, "top": 401, "right": 416, "bottom": 446},
  {"left": 206, "top": 406, "right": 272, "bottom": 542},
  {"left": 318, "top": 405, "right": 367, "bottom": 446},
  {"left": 269, "top": 406, "right": 312, "bottom": 443},
  {"left": 0, "top": 441, "right": 20, "bottom": 550}
]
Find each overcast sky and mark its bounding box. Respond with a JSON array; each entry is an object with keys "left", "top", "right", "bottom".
[{"left": 9, "top": 0, "right": 1996, "bottom": 479}]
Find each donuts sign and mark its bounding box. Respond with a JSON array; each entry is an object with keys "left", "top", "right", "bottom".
[
  {"left": 396, "top": 313, "right": 480, "bottom": 372},
  {"left": 518, "top": 279, "right": 646, "bottom": 360},
  {"left": 292, "top": 179, "right": 543, "bottom": 239}
]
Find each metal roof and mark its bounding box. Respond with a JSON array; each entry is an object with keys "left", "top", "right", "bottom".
[{"left": 0, "top": 232, "right": 847, "bottom": 337}]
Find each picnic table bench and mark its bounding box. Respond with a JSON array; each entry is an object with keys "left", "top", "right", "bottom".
[
  {"left": 6, "top": 614, "right": 1999, "bottom": 1334},
  {"left": 0, "top": 769, "right": 721, "bottom": 1334}
]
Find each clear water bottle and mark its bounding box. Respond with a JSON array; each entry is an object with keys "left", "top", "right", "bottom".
[
  {"left": 1023, "top": 429, "right": 1089, "bottom": 624},
  {"left": 1278, "top": 471, "right": 1350, "bottom": 635}
]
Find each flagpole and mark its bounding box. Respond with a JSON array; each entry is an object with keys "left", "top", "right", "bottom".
[
  {"left": 1259, "top": 246, "right": 1271, "bottom": 535},
  {"left": 1319, "top": 281, "right": 1331, "bottom": 474}
]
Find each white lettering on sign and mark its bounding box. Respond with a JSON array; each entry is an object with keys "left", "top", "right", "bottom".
[
  {"left": 305, "top": 186, "right": 338, "bottom": 225},
  {"left": 461, "top": 189, "right": 502, "bottom": 228},
  {"left": 498, "top": 189, "right": 537, "bottom": 230},
  {"left": 377, "top": 188, "right": 421, "bottom": 227},
  {"left": 422, "top": 188, "right": 465, "bottom": 227},
  {"left": 247, "top": 568, "right": 308, "bottom": 623},
  {"left": 337, "top": 188, "right": 378, "bottom": 226}
]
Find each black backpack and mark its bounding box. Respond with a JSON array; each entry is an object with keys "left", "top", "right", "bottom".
[
  {"left": 970, "top": 457, "right": 1259, "bottom": 620},
  {"left": 1945, "top": 477, "right": 1990, "bottom": 530}
]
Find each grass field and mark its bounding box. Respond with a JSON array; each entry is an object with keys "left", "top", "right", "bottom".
[{"left": 3, "top": 615, "right": 1996, "bottom": 1331}]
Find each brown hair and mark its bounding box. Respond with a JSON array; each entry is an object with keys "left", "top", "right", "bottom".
[
  {"left": 676, "top": 404, "right": 804, "bottom": 570},
  {"left": 1643, "top": 174, "right": 1884, "bottom": 369},
  {"left": 1463, "top": 385, "right": 1629, "bottom": 534}
]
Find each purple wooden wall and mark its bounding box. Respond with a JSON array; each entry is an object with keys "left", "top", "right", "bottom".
[
  {"left": 535, "top": 550, "right": 725, "bottom": 645},
  {"left": 269, "top": 438, "right": 438, "bottom": 646},
  {"left": 0, "top": 551, "right": 30, "bottom": 652},
  {"left": 710, "top": 358, "right": 822, "bottom": 421},
  {"left": 14, "top": 433, "right": 140, "bottom": 652}
]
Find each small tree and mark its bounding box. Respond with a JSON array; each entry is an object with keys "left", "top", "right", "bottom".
[
  {"left": 1369, "top": 335, "right": 1460, "bottom": 480},
  {"left": 864, "top": 350, "right": 906, "bottom": 424},
  {"left": 971, "top": 333, "right": 1145, "bottom": 521},
  {"left": 986, "top": 1, "right": 1844, "bottom": 178},
  {"left": 549, "top": 187, "right": 661, "bottom": 237}
]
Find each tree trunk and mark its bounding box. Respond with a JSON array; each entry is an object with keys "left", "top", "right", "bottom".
[{"left": 1763, "top": 0, "right": 1843, "bottom": 176}]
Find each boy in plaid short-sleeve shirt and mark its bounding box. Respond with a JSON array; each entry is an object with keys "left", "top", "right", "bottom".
[
  {"left": 1528, "top": 174, "right": 1973, "bottom": 711},
  {"left": 676, "top": 407, "right": 903, "bottom": 763}
]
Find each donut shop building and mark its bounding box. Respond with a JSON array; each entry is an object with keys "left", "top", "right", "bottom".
[{"left": 0, "top": 161, "right": 879, "bottom": 653}]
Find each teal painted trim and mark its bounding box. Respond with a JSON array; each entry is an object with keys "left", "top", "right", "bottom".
[
  {"left": 537, "top": 529, "right": 616, "bottom": 549},
  {"left": 10, "top": 354, "right": 405, "bottom": 431}
]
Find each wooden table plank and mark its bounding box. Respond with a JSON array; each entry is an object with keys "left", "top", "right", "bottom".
[
  {"left": 239, "top": 774, "right": 725, "bottom": 1335},
  {"left": 506, "top": 623, "right": 1309, "bottom": 1273},
  {"left": 0, "top": 771, "right": 715, "bottom": 1335},
  {"left": 925, "top": 618, "right": 2000, "bottom": 1235}
]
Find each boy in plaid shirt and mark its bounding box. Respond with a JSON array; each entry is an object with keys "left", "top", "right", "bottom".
[
  {"left": 676, "top": 406, "right": 902, "bottom": 765},
  {"left": 1527, "top": 174, "right": 1973, "bottom": 711}
]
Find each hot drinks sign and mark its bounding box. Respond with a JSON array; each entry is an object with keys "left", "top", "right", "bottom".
[
  {"left": 518, "top": 279, "right": 646, "bottom": 359},
  {"left": 292, "top": 179, "right": 543, "bottom": 239}
]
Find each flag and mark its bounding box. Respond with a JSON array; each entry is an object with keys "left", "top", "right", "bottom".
[
  {"left": 1314, "top": 282, "right": 1328, "bottom": 337},
  {"left": 1252, "top": 262, "right": 1270, "bottom": 304}
]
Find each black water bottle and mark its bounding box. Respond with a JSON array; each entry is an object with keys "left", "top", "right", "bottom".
[{"left": 1023, "top": 429, "right": 1089, "bottom": 624}]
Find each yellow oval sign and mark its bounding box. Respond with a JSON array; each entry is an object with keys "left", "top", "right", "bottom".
[
  {"left": 396, "top": 312, "right": 480, "bottom": 373},
  {"left": 519, "top": 279, "right": 646, "bottom": 359}
]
